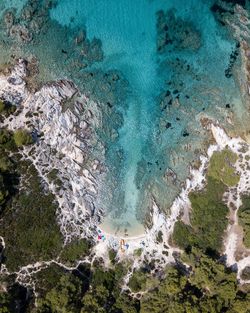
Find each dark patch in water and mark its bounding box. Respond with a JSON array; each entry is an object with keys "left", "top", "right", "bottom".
[
  {"left": 156, "top": 9, "right": 201, "bottom": 53},
  {"left": 225, "top": 43, "right": 240, "bottom": 79},
  {"left": 221, "top": 0, "right": 246, "bottom": 7},
  {"left": 166, "top": 122, "right": 172, "bottom": 129}
]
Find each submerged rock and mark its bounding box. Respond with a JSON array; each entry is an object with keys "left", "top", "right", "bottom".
[
  {"left": 3, "top": 10, "right": 15, "bottom": 29},
  {"left": 156, "top": 9, "right": 201, "bottom": 53}
]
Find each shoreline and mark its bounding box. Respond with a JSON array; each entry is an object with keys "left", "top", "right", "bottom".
[
  {"left": 95, "top": 123, "right": 250, "bottom": 286},
  {"left": 1, "top": 59, "right": 250, "bottom": 284}
]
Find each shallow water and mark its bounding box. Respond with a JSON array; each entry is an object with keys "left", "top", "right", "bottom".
[{"left": 1, "top": 0, "right": 246, "bottom": 236}]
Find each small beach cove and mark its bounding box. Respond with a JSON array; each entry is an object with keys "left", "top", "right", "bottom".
[{"left": 50, "top": 0, "right": 245, "bottom": 236}]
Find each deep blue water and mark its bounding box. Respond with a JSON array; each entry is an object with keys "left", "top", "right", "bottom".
[{"left": 0, "top": 0, "right": 244, "bottom": 235}]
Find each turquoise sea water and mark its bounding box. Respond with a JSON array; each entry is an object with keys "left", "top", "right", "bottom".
[{"left": 0, "top": 0, "right": 245, "bottom": 236}]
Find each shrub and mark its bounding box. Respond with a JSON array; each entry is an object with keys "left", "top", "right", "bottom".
[
  {"left": 0, "top": 174, "right": 8, "bottom": 206},
  {"left": 172, "top": 220, "right": 194, "bottom": 250},
  {"left": 47, "top": 168, "right": 59, "bottom": 182},
  {"left": 241, "top": 266, "right": 250, "bottom": 280},
  {"left": 13, "top": 129, "right": 33, "bottom": 147},
  {"left": 238, "top": 196, "right": 250, "bottom": 248},
  {"left": 108, "top": 249, "right": 117, "bottom": 264},
  {"left": 60, "top": 239, "right": 92, "bottom": 264},
  {"left": 0, "top": 100, "right": 16, "bottom": 117},
  {"left": 0, "top": 100, "right": 5, "bottom": 113},
  {"left": 134, "top": 248, "right": 143, "bottom": 257},
  {"left": 128, "top": 270, "right": 147, "bottom": 292},
  {"left": 0, "top": 154, "right": 12, "bottom": 172},
  {"left": 208, "top": 148, "right": 240, "bottom": 187},
  {"left": 0, "top": 129, "right": 16, "bottom": 151}
]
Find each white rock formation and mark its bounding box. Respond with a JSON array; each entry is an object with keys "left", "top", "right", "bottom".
[{"left": 1, "top": 59, "right": 105, "bottom": 242}]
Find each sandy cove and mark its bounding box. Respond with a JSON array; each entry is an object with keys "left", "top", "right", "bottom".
[{"left": 1, "top": 60, "right": 250, "bottom": 284}]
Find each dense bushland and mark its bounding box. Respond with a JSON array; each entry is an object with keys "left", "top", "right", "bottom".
[{"left": 238, "top": 196, "right": 250, "bottom": 248}]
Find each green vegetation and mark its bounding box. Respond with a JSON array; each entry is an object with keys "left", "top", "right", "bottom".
[
  {"left": 168, "top": 148, "right": 250, "bottom": 311},
  {"left": 0, "top": 137, "right": 16, "bottom": 212},
  {"left": 173, "top": 148, "right": 239, "bottom": 254},
  {"left": 0, "top": 129, "right": 17, "bottom": 151},
  {"left": 47, "top": 168, "right": 63, "bottom": 188},
  {"left": 31, "top": 263, "right": 139, "bottom": 313},
  {"left": 140, "top": 248, "right": 250, "bottom": 313},
  {"left": 10, "top": 242, "right": 245, "bottom": 313},
  {"left": 1, "top": 159, "right": 63, "bottom": 271},
  {"left": 0, "top": 127, "right": 33, "bottom": 151},
  {"left": 0, "top": 131, "right": 62, "bottom": 271},
  {"left": 0, "top": 125, "right": 63, "bottom": 271},
  {"left": 208, "top": 148, "right": 240, "bottom": 187},
  {"left": 134, "top": 248, "right": 143, "bottom": 257},
  {"left": 0, "top": 100, "right": 5, "bottom": 113},
  {"left": 238, "top": 196, "right": 250, "bottom": 248},
  {"left": 36, "top": 271, "right": 83, "bottom": 313},
  {"left": 60, "top": 239, "right": 92, "bottom": 265},
  {"left": 156, "top": 230, "right": 163, "bottom": 243},
  {"left": 173, "top": 176, "right": 228, "bottom": 253},
  {"left": 0, "top": 154, "right": 12, "bottom": 172},
  {"left": 0, "top": 292, "right": 10, "bottom": 313},
  {"left": 2, "top": 249, "right": 248, "bottom": 313},
  {"left": 0, "top": 174, "right": 8, "bottom": 206},
  {"left": 108, "top": 249, "right": 117, "bottom": 265},
  {"left": 0, "top": 100, "right": 16, "bottom": 117},
  {"left": 47, "top": 169, "right": 59, "bottom": 181},
  {"left": 35, "top": 264, "right": 72, "bottom": 296},
  {"left": 13, "top": 129, "right": 33, "bottom": 147},
  {"left": 0, "top": 126, "right": 64, "bottom": 271},
  {"left": 128, "top": 269, "right": 148, "bottom": 292},
  {"left": 0, "top": 281, "right": 31, "bottom": 313},
  {"left": 81, "top": 265, "right": 139, "bottom": 313}
]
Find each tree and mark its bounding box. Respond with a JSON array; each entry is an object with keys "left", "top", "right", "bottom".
[
  {"left": 128, "top": 270, "right": 147, "bottom": 292},
  {"left": 81, "top": 285, "right": 108, "bottom": 313},
  {"left": 37, "top": 274, "right": 82, "bottom": 313},
  {"left": 113, "top": 292, "right": 140, "bottom": 313},
  {"left": 238, "top": 197, "right": 250, "bottom": 248}
]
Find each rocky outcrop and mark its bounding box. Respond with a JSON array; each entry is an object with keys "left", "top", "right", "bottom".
[
  {"left": 0, "top": 59, "right": 29, "bottom": 105},
  {"left": 1, "top": 59, "right": 105, "bottom": 242}
]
